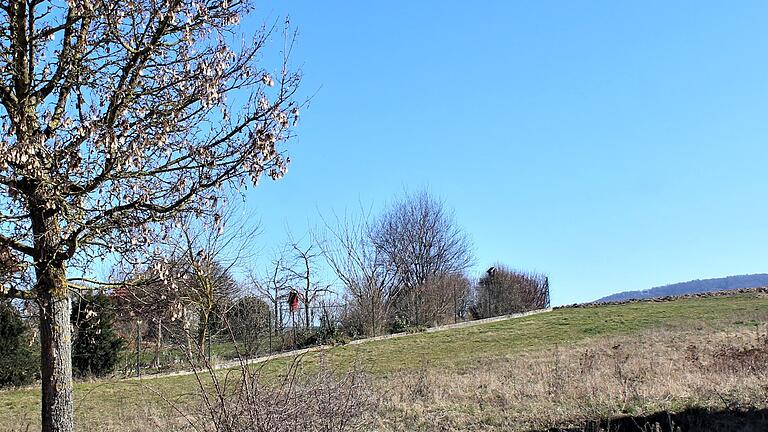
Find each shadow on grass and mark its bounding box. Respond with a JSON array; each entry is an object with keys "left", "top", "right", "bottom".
[{"left": 544, "top": 407, "right": 768, "bottom": 432}]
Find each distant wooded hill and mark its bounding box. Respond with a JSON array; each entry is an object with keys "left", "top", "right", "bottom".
[{"left": 595, "top": 274, "right": 768, "bottom": 303}]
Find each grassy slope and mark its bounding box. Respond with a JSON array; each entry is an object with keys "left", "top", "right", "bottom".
[
  {"left": 327, "top": 293, "right": 766, "bottom": 374},
  {"left": 1, "top": 293, "right": 767, "bottom": 430}
]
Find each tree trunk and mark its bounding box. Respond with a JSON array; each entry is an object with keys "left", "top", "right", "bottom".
[
  {"left": 371, "top": 295, "right": 376, "bottom": 336},
  {"left": 38, "top": 265, "right": 74, "bottom": 432},
  {"left": 31, "top": 196, "right": 74, "bottom": 432}
]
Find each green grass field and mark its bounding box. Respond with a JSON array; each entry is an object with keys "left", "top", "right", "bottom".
[{"left": 2, "top": 292, "right": 767, "bottom": 431}]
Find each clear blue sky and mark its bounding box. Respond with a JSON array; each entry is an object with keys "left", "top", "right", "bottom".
[{"left": 239, "top": 1, "right": 768, "bottom": 306}]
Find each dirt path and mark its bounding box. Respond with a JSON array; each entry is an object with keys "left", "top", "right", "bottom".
[{"left": 133, "top": 307, "right": 552, "bottom": 381}]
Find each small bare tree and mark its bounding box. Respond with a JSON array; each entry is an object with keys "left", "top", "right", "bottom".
[
  {"left": 372, "top": 191, "right": 473, "bottom": 326},
  {"left": 172, "top": 208, "right": 256, "bottom": 355},
  {"left": 0, "top": 1, "right": 301, "bottom": 429},
  {"left": 319, "top": 210, "right": 397, "bottom": 336},
  {"left": 227, "top": 294, "right": 271, "bottom": 355},
  {"left": 282, "top": 237, "right": 330, "bottom": 331},
  {"left": 249, "top": 252, "right": 290, "bottom": 351}
]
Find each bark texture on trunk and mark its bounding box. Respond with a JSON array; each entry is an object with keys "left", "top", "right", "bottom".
[
  {"left": 38, "top": 270, "right": 74, "bottom": 432},
  {"left": 31, "top": 198, "right": 74, "bottom": 432}
]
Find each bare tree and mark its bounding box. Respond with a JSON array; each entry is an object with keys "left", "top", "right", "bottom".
[
  {"left": 282, "top": 236, "right": 330, "bottom": 331},
  {"left": 372, "top": 191, "right": 473, "bottom": 326},
  {"left": 0, "top": 1, "right": 301, "bottom": 429},
  {"left": 319, "top": 210, "right": 397, "bottom": 336},
  {"left": 173, "top": 209, "right": 255, "bottom": 355},
  {"left": 249, "top": 252, "right": 290, "bottom": 351},
  {"left": 183, "top": 258, "right": 239, "bottom": 352}
]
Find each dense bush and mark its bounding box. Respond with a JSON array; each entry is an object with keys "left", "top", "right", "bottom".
[
  {"left": 227, "top": 295, "right": 271, "bottom": 353},
  {"left": 71, "top": 292, "right": 126, "bottom": 377},
  {"left": 0, "top": 301, "right": 37, "bottom": 387},
  {"left": 472, "top": 265, "right": 550, "bottom": 319},
  {"left": 338, "top": 301, "right": 370, "bottom": 338}
]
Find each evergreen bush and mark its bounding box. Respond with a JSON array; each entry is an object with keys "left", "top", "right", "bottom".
[
  {"left": 0, "top": 301, "right": 37, "bottom": 387},
  {"left": 71, "top": 293, "right": 126, "bottom": 377}
]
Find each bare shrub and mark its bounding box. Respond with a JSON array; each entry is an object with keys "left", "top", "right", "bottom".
[
  {"left": 418, "top": 273, "right": 473, "bottom": 326},
  {"left": 607, "top": 344, "right": 644, "bottom": 411},
  {"left": 319, "top": 210, "right": 398, "bottom": 337},
  {"left": 190, "top": 356, "right": 373, "bottom": 432},
  {"left": 338, "top": 295, "right": 374, "bottom": 338},
  {"left": 709, "top": 332, "right": 768, "bottom": 374}
]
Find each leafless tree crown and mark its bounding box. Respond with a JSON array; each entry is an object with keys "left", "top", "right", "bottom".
[
  {"left": 371, "top": 191, "right": 473, "bottom": 325},
  {"left": 318, "top": 210, "right": 397, "bottom": 335},
  {"left": 372, "top": 191, "right": 473, "bottom": 289}
]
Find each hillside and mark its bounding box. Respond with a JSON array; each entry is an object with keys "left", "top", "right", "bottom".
[
  {"left": 1, "top": 292, "right": 767, "bottom": 431},
  {"left": 594, "top": 273, "right": 768, "bottom": 302}
]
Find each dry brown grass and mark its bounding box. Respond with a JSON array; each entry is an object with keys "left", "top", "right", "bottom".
[
  {"left": 372, "top": 326, "right": 768, "bottom": 431},
  {"left": 68, "top": 324, "right": 766, "bottom": 431}
]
